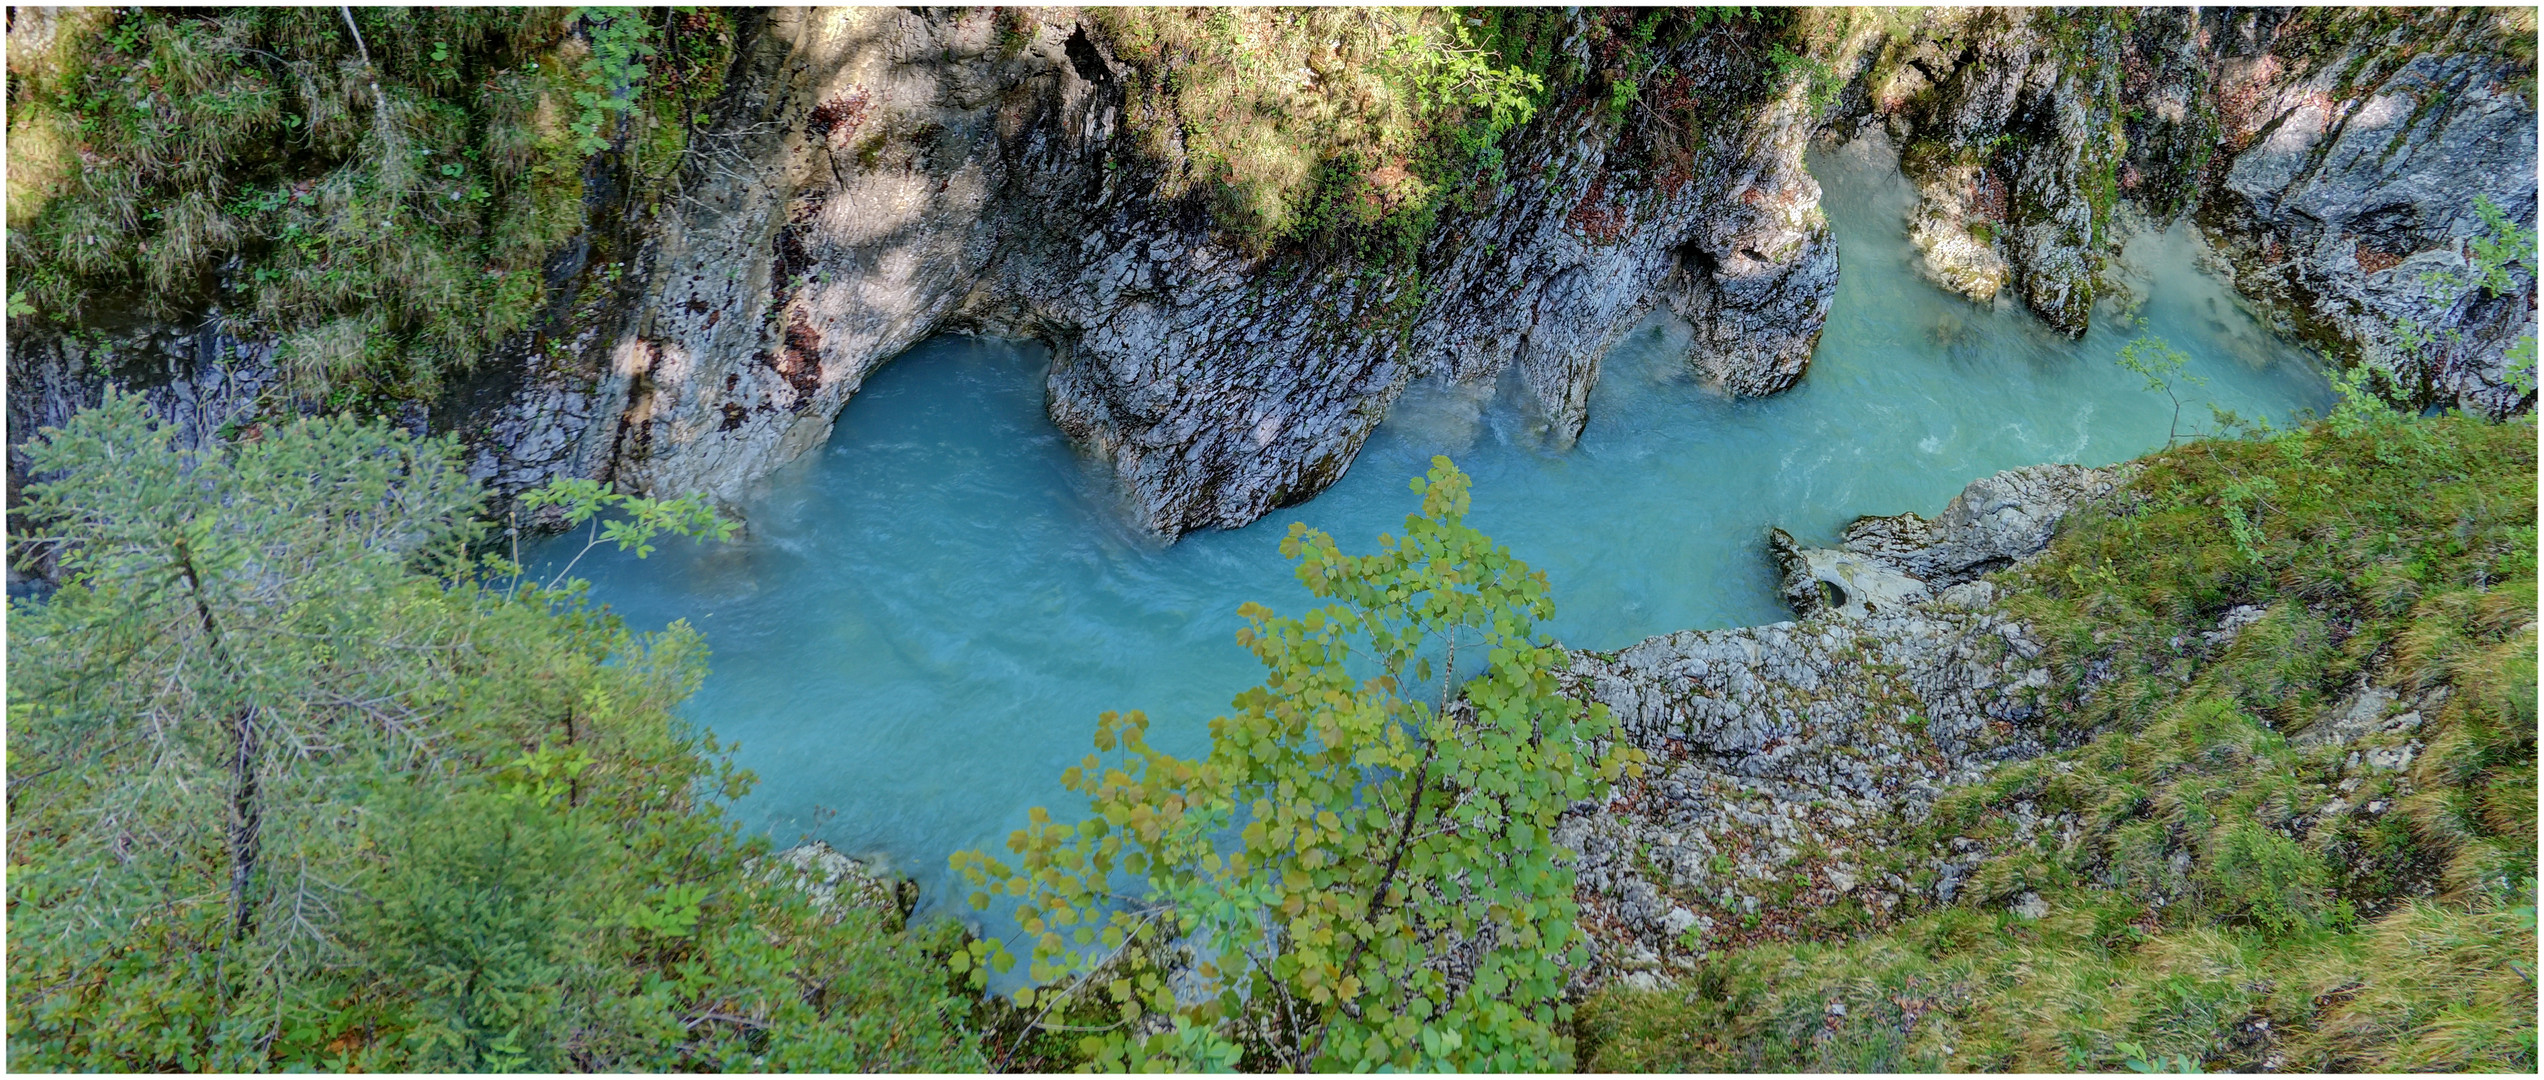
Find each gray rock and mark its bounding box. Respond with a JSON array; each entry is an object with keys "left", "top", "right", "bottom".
[
  {"left": 1845, "top": 6, "right": 2535, "bottom": 412},
  {"left": 1839, "top": 463, "right": 2135, "bottom": 588},
  {"left": 2201, "top": 10, "right": 2538, "bottom": 416},
  {"left": 593, "top": 8, "right": 1840, "bottom": 534},
  {"left": 16, "top": 6, "right": 2530, "bottom": 539},
  {"left": 1850, "top": 7, "right": 2124, "bottom": 334},
  {"left": 1773, "top": 462, "right": 2130, "bottom": 619},
  {"left": 1771, "top": 527, "right": 1931, "bottom": 618},
  {"left": 1563, "top": 455, "right": 2135, "bottom": 981},
  {"left": 755, "top": 839, "right": 918, "bottom": 928},
  {"left": 2200, "top": 604, "right": 2271, "bottom": 650}
]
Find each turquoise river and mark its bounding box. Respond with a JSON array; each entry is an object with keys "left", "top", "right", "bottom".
[{"left": 538, "top": 136, "right": 2337, "bottom": 927}]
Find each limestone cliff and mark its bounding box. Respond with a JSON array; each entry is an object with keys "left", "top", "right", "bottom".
[
  {"left": 544, "top": 7, "right": 1835, "bottom": 533},
  {"left": 8, "top": 7, "right": 2532, "bottom": 539},
  {"left": 2198, "top": 8, "right": 2538, "bottom": 417},
  {"left": 1836, "top": 7, "right": 2536, "bottom": 414},
  {"left": 7, "top": 9, "right": 1836, "bottom": 537}
]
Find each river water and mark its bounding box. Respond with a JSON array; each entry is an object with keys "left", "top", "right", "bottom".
[{"left": 539, "top": 136, "right": 2334, "bottom": 917}]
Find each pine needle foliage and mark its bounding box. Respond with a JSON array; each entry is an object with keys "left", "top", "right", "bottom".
[
  {"left": 951, "top": 456, "right": 1644, "bottom": 1071},
  {"left": 6, "top": 393, "right": 982, "bottom": 1071}
]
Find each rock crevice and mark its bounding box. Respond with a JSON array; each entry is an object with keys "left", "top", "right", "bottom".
[{"left": 577, "top": 8, "right": 1838, "bottom": 534}]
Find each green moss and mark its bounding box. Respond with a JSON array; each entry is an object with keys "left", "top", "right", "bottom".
[{"left": 1089, "top": 8, "right": 1546, "bottom": 268}]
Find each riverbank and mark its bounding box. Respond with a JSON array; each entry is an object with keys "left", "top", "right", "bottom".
[{"left": 1570, "top": 409, "right": 2536, "bottom": 1072}]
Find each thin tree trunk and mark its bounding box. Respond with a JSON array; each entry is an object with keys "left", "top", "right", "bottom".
[
  {"left": 227, "top": 705, "right": 263, "bottom": 941},
  {"left": 1300, "top": 728, "right": 1441, "bottom": 1070},
  {"left": 339, "top": 6, "right": 393, "bottom": 139},
  {"left": 173, "top": 534, "right": 262, "bottom": 941}
]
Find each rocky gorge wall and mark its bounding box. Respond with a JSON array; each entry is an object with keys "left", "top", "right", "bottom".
[
  {"left": 1835, "top": 6, "right": 2537, "bottom": 416},
  {"left": 502, "top": 7, "right": 1834, "bottom": 535},
  {"left": 7, "top": 7, "right": 2534, "bottom": 542}
]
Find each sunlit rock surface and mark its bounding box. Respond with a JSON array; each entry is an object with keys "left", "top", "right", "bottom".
[{"left": 579, "top": 8, "right": 1838, "bottom": 533}]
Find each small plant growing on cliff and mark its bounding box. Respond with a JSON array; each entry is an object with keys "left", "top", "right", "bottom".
[
  {"left": 2388, "top": 195, "right": 2539, "bottom": 403},
  {"left": 2116, "top": 333, "right": 2208, "bottom": 444},
  {"left": 512, "top": 477, "right": 735, "bottom": 593},
  {"left": 951, "top": 457, "right": 1643, "bottom": 1070},
  {"left": 569, "top": 7, "right": 661, "bottom": 155},
  {"left": 1766, "top": 41, "right": 1843, "bottom": 114}
]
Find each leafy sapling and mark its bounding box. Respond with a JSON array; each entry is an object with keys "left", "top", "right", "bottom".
[
  {"left": 951, "top": 457, "right": 1644, "bottom": 1071},
  {"left": 2116, "top": 333, "right": 2208, "bottom": 444},
  {"left": 2387, "top": 195, "right": 2539, "bottom": 403},
  {"left": 512, "top": 477, "right": 735, "bottom": 594}
]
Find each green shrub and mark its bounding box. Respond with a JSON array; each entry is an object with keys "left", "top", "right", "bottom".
[
  {"left": 6, "top": 8, "right": 734, "bottom": 401},
  {"left": 952, "top": 457, "right": 1642, "bottom": 1070},
  {"left": 2201, "top": 822, "right": 2337, "bottom": 937}
]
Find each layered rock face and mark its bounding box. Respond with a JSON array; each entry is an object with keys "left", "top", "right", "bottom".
[
  {"left": 10, "top": 9, "right": 1837, "bottom": 538},
  {"left": 1849, "top": 7, "right": 2127, "bottom": 332},
  {"left": 9, "top": 8, "right": 2531, "bottom": 536},
  {"left": 2198, "top": 10, "right": 2538, "bottom": 417},
  {"left": 6, "top": 319, "right": 280, "bottom": 514},
  {"left": 1838, "top": 7, "right": 2536, "bottom": 415},
  {"left": 547, "top": 8, "right": 1836, "bottom": 534}
]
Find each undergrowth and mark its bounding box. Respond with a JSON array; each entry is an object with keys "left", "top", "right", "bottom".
[
  {"left": 1091, "top": 8, "right": 1542, "bottom": 269},
  {"left": 1090, "top": 7, "right": 1785, "bottom": 269},
  {"left": 1580, "top": 410, "right": 2537, "bottom": 1072},
  {"left": 5, "top": 7, "right": 733, "bottom": 402}
]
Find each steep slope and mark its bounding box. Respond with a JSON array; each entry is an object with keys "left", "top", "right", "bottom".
[{"left": 1568, "top": 412, "right": 2537, "bottom": 1071}]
